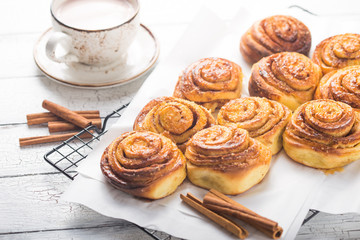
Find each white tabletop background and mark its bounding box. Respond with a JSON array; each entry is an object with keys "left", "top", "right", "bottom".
[{"left": 1, "top": 0, "right": 360, "bottom": 239}]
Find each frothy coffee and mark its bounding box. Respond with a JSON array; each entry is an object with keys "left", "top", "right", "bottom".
[{"left": 55, "top": 0, "right": 136, "bottom": 30}]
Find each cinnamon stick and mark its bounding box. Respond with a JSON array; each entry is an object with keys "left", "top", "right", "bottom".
[
  {"left": 19, "top": 131, "right": 93, "bottom": 147},
  {"left": 42, "top": 100, "right": 92, "bottom": 129},
  {"left": 180, "top": 193, "right": 248, "bottom": 239},
  {"left": 27, "top": 110, "right": 99, "bottom": 119},
  {"left": 203, "top": 189, "right": 283, "bottom": 239},
  {"left": 48, "top": 118, "right": 102, "bottom": 133},
  {"left": 27, "top": 111, "right": 100, "bottom": 125}
]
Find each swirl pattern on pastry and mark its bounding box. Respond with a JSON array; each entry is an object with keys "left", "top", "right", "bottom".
[
  {"left": 249, "top": 52, "right": 322, "bottom": 111},
  {"left": 315, "top": 66, "right": 360, "bottom": 109},
  {"left": 185, "top": 125, "right": 271, "bottom": 195},
  {"left": 133, "top": 97, "right": 215, "bottom": 150},
  {"left": 312, "top": 33, "right": 360, "bottom": 74},
  {"left": 217, "top": 97, "right": 291, "bottom": 154},
  {"left": 173, "top": 57, "right": 243, "bottom": 112},
  {"left": 283, "top": 99, "right": 360, "bottom": 169},
  {"left": 100, "top": 131, "right": 186, "bottom": 199},
  {"left": 240, "top": 15, "right": 311, "bottom": 64}
]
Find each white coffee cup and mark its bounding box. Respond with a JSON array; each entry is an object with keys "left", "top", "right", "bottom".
[{"left": 46, "top": 0, "right": 140, "bottom": 67}]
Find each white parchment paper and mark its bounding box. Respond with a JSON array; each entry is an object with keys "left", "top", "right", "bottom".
[{"left": 62, "top": 7, "right": 360, "bottom": 240}]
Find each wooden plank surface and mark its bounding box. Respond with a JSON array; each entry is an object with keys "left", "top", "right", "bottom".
[
  {"left": 1, "top": 0, "right": 360, "bottom": 239},
  {"left": 1, "top": 226, "right": 153, "bottom": 240},
  {"left": 298, "top": 212, "right": 360, "bottom": 239},
  {"left": 0, "top": 174, "right": 122, "bottom": 232},
  {"left": 0, "top": 76, "right": 138, "bottom": 124}
]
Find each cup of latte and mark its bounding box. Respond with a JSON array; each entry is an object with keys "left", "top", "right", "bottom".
[{"left": 46, "top": 0, "right": 139, "bottom": 67}]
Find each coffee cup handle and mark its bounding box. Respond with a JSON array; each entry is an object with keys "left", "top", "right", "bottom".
[{"left": 46, "top": 31, "right": 79, "bottom": 64}]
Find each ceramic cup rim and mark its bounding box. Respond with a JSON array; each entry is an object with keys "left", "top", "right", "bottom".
[{"left": 50, "top": 0, "right": 140, "bottom": 32}]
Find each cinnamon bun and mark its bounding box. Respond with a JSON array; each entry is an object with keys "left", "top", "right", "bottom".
[
  {"left": 283, "top": 99, "right": 360, "bottom": 169},
  {"left": 100, "top": 131, "right": 186, "bottom": 199},
  {"left": 249, "top": 52, "right": 322, "bottom": 111},
  {"left": 185, "top": 125, "right": 271, "bottom": 195},
  {"left": 133, "top": 97, "right": 215, "bottom": 151},
  {"left": 217, "top": 97, "right": 291, "bottom": 154},
  {"left": 315, "top": 66, "right": 360, "bottom": 110},
  {"left": 240, "top": 15, "right": 311, "bottom": 64},
  {"left": 312, "top": 33, "right": 360, "bottom": 74},
  {"left": 173, "top": 57, "right": 243, "bottom": 112}
]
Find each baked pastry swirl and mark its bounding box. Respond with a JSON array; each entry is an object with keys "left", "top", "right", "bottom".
[
  {"left": 249, "top": 52, "right": 322, "bottom": 111},
  {"left": 315, "top": 66, "right": 360, "bottom": 110},
  {"left": 185, "top": 125, "right": 271, "bottom": 195},
  {"left": 173, "top": 57, "right": 243, "bottom": 112},
  {"left": 240, "top": 15, "right": 311, "bottom": 64},
  {"left": 133, "top": 96, "right": 215, "bottom": 151},
  {"left": 100, "top": 131, "right": 186, "bottom": 199},
  {"left": 217, "top": 97, "right": 291, "bottom": 155},
  {"left": 312, "top": 33, "right": 360, "bottom": 74},
  {"left": 283, "top": 99, "right": 360, "bottom": 169}
]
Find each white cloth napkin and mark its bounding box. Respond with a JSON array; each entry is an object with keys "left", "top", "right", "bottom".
[{"left": 62, "top": 6, "right": 360, "bottom": 240}]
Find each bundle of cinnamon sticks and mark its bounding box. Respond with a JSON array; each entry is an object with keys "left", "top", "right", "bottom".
[
  {"left": 181, "top": 189, "right": 283, "bottom": 239},
  {"left": 19, "top": 100, "right": 101, "bottom": 146}
]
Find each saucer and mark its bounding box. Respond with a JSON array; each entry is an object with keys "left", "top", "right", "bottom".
[{"left": 34, "top": 24, "right": 160, "bottom": 89}]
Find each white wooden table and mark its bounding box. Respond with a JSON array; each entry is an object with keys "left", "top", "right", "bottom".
[{"left": 1, "top": 0, "right": 360, "bottom": 239}]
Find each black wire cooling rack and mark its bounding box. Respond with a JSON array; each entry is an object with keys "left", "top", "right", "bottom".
[
  {"left": 44, "top": 103, "right": 128, "bottom": 180},
  {"left": 44, "top": 103, "right": 319, "bottom": 239}
]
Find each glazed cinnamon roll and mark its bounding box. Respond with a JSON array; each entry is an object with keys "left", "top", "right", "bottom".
[
  {"left": 312, "top": 33, "right": 360, "bottom": 74},
  {"left": 217, "top": 97, "right": 291, "bottom": 155},
  {"left": 100, "top": 131, "right": 186, "bottom": 199},
  {"left": 173, "top": 57, "right": 243, "bottom": 112},
  {"left": 249, "top": 52, "right": 322, "bottom": 111},
  {"left": 133, "top": 97, "right": 215, "bottom": 151},
  {"left": 315, "top": 66, "right": 360, "bottom": 110},
  {"left": 240, "top": 15, "right": 311, "bottom": 64},
  {"left": 283, "top": 100, "right": 360, "bottom": 169},
  {"left": 185, "top": 125, "right": 271, "bottom": 195}
]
